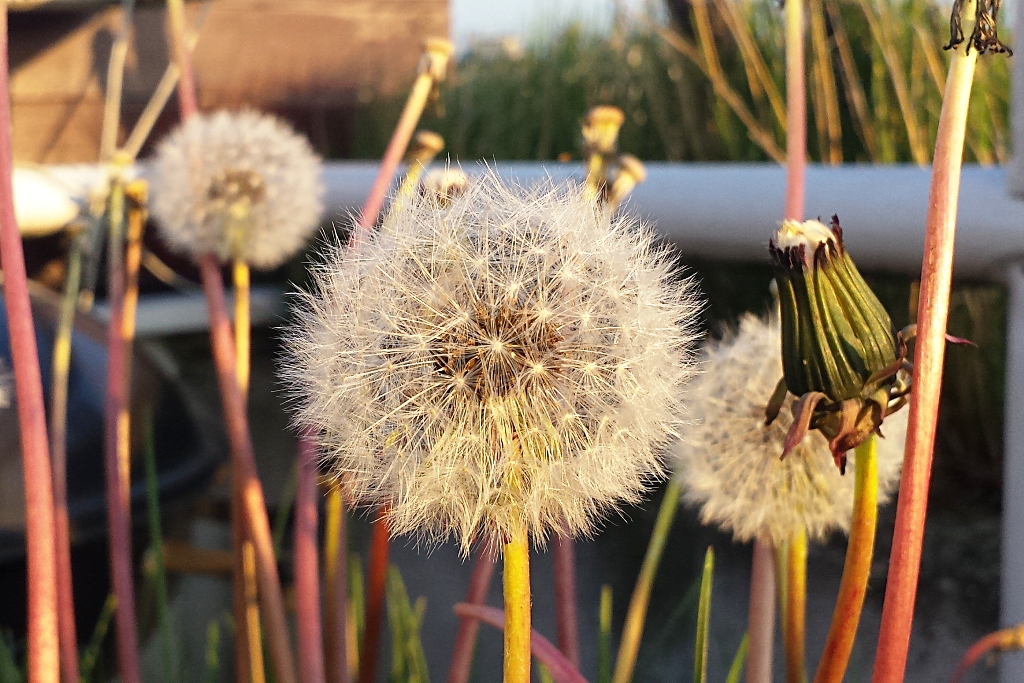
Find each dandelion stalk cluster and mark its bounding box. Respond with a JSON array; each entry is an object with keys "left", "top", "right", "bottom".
[{"left": 285, "top": 173, "right": 701, "bottom": 552}]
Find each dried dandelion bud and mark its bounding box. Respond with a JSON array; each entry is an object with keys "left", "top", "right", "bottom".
[
  {"left": 675, "top": 315, "right": 905, "bottom": 545},
  {"left": 421, "top": 38, "right": 455, "bottom": 81},
  {"left": 284, "top": 173, "right": 702, "bottom": 553},
  {"left": 150, "top": 110, "right": 324, "bottom": 270},
  {"left": 405, "top": 130, "right": 446, "bottom": 166},
  {"left": 606, "top": 154, "right": 647, "bottom": 210},
  {"left": 421, "top": 167, "right": 468, "bottom": 205},
  {"left": 768, "top": 216, "right": 905, "bottom": 470},
  {"left": 582, "top": 106, "right": 626, "bottom": 157}
]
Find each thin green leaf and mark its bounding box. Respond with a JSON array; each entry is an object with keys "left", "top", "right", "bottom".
[
  {"left": 80, "top": 594, "right": 117, "bottom": 683},
  {"left": 694, "top": 547, "right": 715, "bottom": 683},
  {"left": 597, "top": 585, "right": 613, "bottom": 683},
  {"left": 272, "top": 462, "right": 299, "bottom": 559},
  {"left": 725, "top": 634, "right": 750, "bottom": 683},
  {"left": 0, "top": 631, "right": 23, "bottom": 683}
]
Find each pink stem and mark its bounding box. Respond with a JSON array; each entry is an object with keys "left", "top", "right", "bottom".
[
  {"left": 447, "top": 546, "right": 498, "bottom": 683},
  {"left": 199, "top": 255, "right": 297, "bottom": 683},
  {"left": 553, "top": 533, "right": 580, "bottom": 667},
  {"left": 296, "top": 434, "right": 326, "bottom": 683},
  {"left": 453, "top": 603, "right": 589, "bottom": 683},
  {"left": 103, "top": 184, "right": 142, "bottom": 683},
  {"left": 784, "top": 0, "right": 806, "bottom": 222},
  {"left": 870, "top": 40, "right": 978, "bottom": 683},
  {"left": 0, "top": 11, "right": 59, "bottom": 683},
  {"left": 949, "top": 630, "right": 1015, "bottom": 683},
  {"left": 747, "top": 539, "right": 776, "bottom": 683}
]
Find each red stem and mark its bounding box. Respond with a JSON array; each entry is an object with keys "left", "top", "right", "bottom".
[
  {"left": 949, "top": 629, "right": 1020, "bottom": 683},
  {"left": 870, "top": 44, "right": 977, "bottom": 683},
  {"left": 296, "top": 435, "right": 326, "bottom": 683},
  {"left": 452, "top": 603, "right": 589, "bottom": 683},
  {"left": 104, "top": 183, "right": 142, "bottom": 683},
  {"left": 447, "top": 546, "right": 498, "bottom": 683},
  {"left": 0, "top": 11, "right": 59, "bottom": 683},
  {"left": 359, "top": 510, "right": 391, "bottom": 683},
  {"left": 199, "top": 255, "right": 297, "bottom": 683},
  {"left": 553, "top": 533, "right": 580, "bottom": 667},
  {"left": 784, "top": 0, "right": 806, "bottom": 222}
]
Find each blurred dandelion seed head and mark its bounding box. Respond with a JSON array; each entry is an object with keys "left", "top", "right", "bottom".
[
  {"left": 675, "top": 315, "right": 905, "bottom": 545},
  {"left": 284, "top": 172, "right": 702, "bottom": 553},
  {"left": 150, "top": 110, "right": 324, "bottom": 270}
]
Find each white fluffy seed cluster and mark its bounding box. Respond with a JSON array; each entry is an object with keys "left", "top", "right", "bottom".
[
  {"left": 284, "top": 173, "right": 702, "bottom": 552},
  {"left": 150, "top": 110, "right": 324, "bottom": 270},
  {"left": 675, "top": 314, "right": 905, "bottom": 545}
]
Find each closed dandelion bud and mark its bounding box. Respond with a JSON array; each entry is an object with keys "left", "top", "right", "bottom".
[
  {"left": 768, "top": 216, "right": 906, "bottom": 470},
  {"left": 675, "top": 315, "right": 906, "bottom": 545},
  {"left": 150, "top": 110, "right": 324, "bottom": 270},
  {"left": 283, "top": 173, "right": 702, "bottom": 553},
  {"left": 582, "top": 106, "right": 626, "bottom": 157}
]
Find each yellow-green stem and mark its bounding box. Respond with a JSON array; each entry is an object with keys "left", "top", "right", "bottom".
[
  {"left": 611, "top": 479, "right": 681, "bottom": 683},
  {"left": 813, "top": 435, "right": 879, "bottom": 683},
  {"left": 786, "top": 531, "right": 808, "bottom": 683},
  {"left": 503, "top": 527, "right": 531, "bottom": 683}
]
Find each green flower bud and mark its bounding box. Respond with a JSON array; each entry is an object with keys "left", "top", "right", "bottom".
[{"left": 768, "top": 216, "right": 905, "bottom": 471}]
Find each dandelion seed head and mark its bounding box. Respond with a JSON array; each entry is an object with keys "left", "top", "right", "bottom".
[
  {"left": 674, "top": 314, "right": 905, "bottom": 545},
  {"left": 150, "top": 110, "right": 324, "bottom": 270},
  {"left": 284, "top": 172, "right": 702, "bottom": 553}
]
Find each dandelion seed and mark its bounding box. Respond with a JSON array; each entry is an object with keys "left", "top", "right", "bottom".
[
  {"left": 675, "top": 315, "right": 905, "bottom": 546},
  {"left": 284, "top": 172, "right": 702, "bottom": 553},
  {"left": 150, "top": 110, "right": 324, "bottom": 270}
]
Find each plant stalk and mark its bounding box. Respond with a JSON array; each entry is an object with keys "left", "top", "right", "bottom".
[
  {"left": 358, "top": 509, "right": 391, "bottom": 683},
  {"left": 747, "top": 539, "right": 776, "bottom": 683},
  {"left": 612, "top": 479, "right": 682, "bottom": 683},
  {"left": 870, "top": 11, "right": 979, "bottom": 683},
  {"left": 786, "top": 531, "right": 807, "bottom": 683},
  {"left": 165, "top": 0, "right": 198, "bottom": 119},
  {"left": 50, "top": 232, "right": 83, "bottom": 683},
  {"left": 103, "top": 178, "right": 142, "bottom": 683},
  {"left": 324, "top": 485, "right": 350, "bottom": 683},
  {"left": 296, "top": 436, "right": 326, "bottom": 683},
  {"left": 813, "top": 435, "right": 879, "bottom": 683},
  {"left": 949, "top": 624, "right": 1024, "bottom": 683},
  {"left": 553, "top": 532, "right": 580, "bottom": 667},
  {"left": 447, "top": 545, "right": 498, "bottom": 683},
  {"left": 199, "top": 254, "right": 297, "bottom": 683},
  {"left": 503, "top": 528, "right": 532, "bottom": 683},
  {"left": 0, "top": 9, "right": 59, "bottom": 682},
  {"left": 785, "top": 0, "right": 806, "bottom": 221}
]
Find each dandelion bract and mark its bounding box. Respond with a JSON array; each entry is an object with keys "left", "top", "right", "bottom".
[{"left": 284, "top": 173, "right": 702, "bottom": 552}]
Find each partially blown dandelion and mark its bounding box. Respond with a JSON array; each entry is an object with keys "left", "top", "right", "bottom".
[
  {"left": 150, "top": 110, "right": 323, "bottom": 269},
  {"left": 285, "top": 173, "right": 701, "bottom": 552},
  {"left": 676, "top": 314, "right": 905, "bottom": 546}
]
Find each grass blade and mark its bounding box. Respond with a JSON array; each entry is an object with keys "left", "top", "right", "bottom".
[
  {"left": 597, "top": 585, "right": 613, "bottom": 683},
  {"left": 80, "top": 594, "right": 117, "bottom": 683},
  {"left": 725, "top": 635, "right": 750, "bottom": 683},
  {"left": 694, "top": 547, "right": 715, "bottom": 683},
  {"left": 205, "top": 621, "right": 221, "bottom": 683}
]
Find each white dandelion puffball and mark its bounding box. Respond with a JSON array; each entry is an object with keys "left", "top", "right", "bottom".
[
  {"left": 285, "top": 173, "right": 702, "bottom": 552},
  {"left": 150, "top": 110, "right": 324, "bottom": 270},
  {"left": 675, "top": 314, "right": 905, "bottom": 546}
]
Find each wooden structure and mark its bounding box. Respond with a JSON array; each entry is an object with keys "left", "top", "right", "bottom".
[{"left": 9, "top": 0, "right": 449, "bottom": 162}]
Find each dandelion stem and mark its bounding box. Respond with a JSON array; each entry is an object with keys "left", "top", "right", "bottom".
[
  {"left": 0, "top": 11, "right": 59, "bottom": 681},
  {"left": 612, "top": 480, "right": 682, "bottom": 683},
  {"left": 324, "top": 486, "right": 350, "bottom": 683},
  {"left": 165, "top": 0, "right": 198, "bottom": 120},
  {"left": 448, "top": 545, "right": 498, "bottom": 683},
  {"left": 871, "top": 10, "right": 979, "bottom": 682},
  {"left": 199, "top": 253, "right": 297, "bottom": 683},
  {"left": 103, "top": 178, "right": 142, "bottom": 683},
  {"left": 358, "top": 509, "right": 391, "bottom": 683},
  {"left": 296, "top": 435, "right": 326, "bottom": 683},
  {"left": 553, "top": 532, "right": 580, "bottom": 667},
  {"left": 785, "top": 530, "right": 807, "bottom": 683},
  {"left": 747, "top": 539, "right": 776, "bottom": 683},
  {"left": 784, "top": 0, "right": 806, "bottom": 221},
  {"left": 949, "top": 624, "right": 1024, "bottom": 683},
  {"left": 503, "top": 527, "right": 532, "bottom": 683},
  {"left": 231, "top": 258, "right": 264, "bottom": 683},
  {"left": 50, "top": 231, "right": 83, "bottom": 683},
  {"left": 813, "top": 435, "right": 879, "bottom": 683}
]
